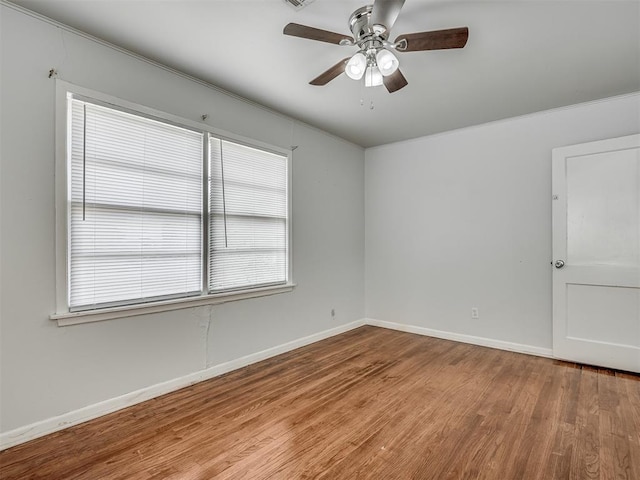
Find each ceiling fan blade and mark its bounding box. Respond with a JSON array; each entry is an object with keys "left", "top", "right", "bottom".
[
  {"left": 395, "top": 27, "right": 469, "bottom": 52},
  {"left": 309, "top": 58, "right": 350, "bottom": 86},
  {"left": 370, "top": 0, "right": 406, "bottom": 34},
  {"left": 284, "top": 23, "right": 354, "bottom": 45},
  {"left": 383, "top": 69, "right": 408, "bottom": 93}
]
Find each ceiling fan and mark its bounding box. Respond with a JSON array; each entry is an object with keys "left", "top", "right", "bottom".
[{"left": 283, "top": 0, "right": 468, "bottom": 93}]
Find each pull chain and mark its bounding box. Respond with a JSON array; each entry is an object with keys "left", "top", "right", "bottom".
[{"left": 359, "top": 80, "right": 375, "bottom": 110}]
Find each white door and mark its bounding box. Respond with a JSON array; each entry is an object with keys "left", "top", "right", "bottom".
[{"left": 552, "top": 134, "right": 640, "bottom": 373}]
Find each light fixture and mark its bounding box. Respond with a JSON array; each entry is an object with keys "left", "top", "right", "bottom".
[
  {"left": 364, "top": 65, "right": 383, "bottom": 87},
  {"left": 345, "top": 48, "right": 397, "bottom": 88},
  {"left": 345, "top": 52, "right": 367, "bottom": 80},
  {"left": 375, "top": 49, "right": 399, "bottom": 76}
]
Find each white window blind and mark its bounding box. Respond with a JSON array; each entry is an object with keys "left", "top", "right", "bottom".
[
  {"left": 209, "top": 139, "right": 288, "bottom": 292},
  {"left": 68, "top": 97, "right": 203, "bottom": 310}
]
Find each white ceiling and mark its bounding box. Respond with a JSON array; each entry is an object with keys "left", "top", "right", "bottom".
[{"left": 9, "top": 0, "right": 640, "bottom": 147}]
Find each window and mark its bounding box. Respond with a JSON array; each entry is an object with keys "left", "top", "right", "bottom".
[
  {"left": 68, "top": 98, "right": 203, "bottom": 310},
  {"left": 209, "top": 140, "right": 289, "bottom": 292},
  {"left": 56, "top": 84, "right": 292, "bottom": 320}
]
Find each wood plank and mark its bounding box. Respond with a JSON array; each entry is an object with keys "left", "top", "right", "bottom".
[
  {"left": 570, "top": 366, "right": 601, "bottom": 480},
  {"left": 1, "top": 326, "right": 638, "bottom": 479}
]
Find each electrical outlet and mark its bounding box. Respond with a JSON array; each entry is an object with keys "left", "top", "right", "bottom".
[{"left": 471, "top": 307, "right": 479, "bottom": 319}]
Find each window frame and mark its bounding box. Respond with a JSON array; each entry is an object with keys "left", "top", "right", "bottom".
[{"left": 53, "top": 81, "right": 294, "bottom": 326}]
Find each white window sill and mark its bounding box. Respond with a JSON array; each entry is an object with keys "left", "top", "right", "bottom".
[{"left": 51, "top": 284, "right": 296, "bottom": 326}]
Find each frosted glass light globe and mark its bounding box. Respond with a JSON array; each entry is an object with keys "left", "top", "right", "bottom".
[
  {"left": 345, "top": 53, "right": 367, "bottom": 80},
  {"left": 375, "top": 49, "right": 399, "bottom": 77}
]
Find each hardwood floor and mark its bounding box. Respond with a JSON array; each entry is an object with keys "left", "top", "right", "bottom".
[{"left": 1, "top": 326, "right": 639, "bottom": 479}]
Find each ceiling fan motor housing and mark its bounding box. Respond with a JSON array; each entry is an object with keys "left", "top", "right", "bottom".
[{"left": 351, "top": 6, "right": 387, "bottom": 41}]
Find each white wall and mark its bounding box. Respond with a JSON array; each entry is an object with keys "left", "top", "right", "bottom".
[
  {"left": 365, "top": 93, "right": 640, "bottom": 350},
  {"left": 0, "top": 5, "right": 365, "bottom": 434}
]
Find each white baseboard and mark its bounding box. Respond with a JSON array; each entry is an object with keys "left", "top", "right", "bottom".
[
  {"left": 0, "top": 319, "right": 366, "bottom": 451},
  {"left": 1, "top": 318, "right": 551, "bottom": 451},
  {"left": 365, "top": 318, "right": 554, "bottom": 359}
]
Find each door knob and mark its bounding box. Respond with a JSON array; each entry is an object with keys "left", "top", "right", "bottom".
[{"left": 555, "top": 260, "right": 565, "bottom": 269}]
